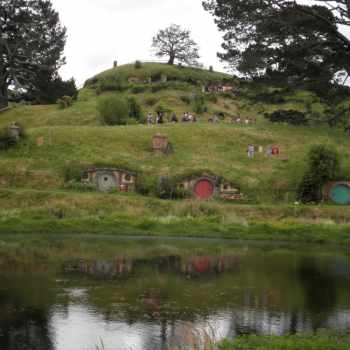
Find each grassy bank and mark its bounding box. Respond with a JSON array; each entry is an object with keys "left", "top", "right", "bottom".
[{"left": 1, "top": 188, "right": 350, "bottom": 244}]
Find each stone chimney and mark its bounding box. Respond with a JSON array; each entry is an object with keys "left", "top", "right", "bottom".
[
  {"left": 113, "top": 61, "right": 118, "bottom": 68},
  {"left": 153, "top": 133, "right": 167, "bottom": 150},
  {"left": 9, "top": 122, "right": 20, "bottom": 138}
]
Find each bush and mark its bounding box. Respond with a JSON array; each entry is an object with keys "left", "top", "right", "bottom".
[
  {"left": 221, "top": 92, "right": 232, "bottom": 98},
  {"left": 205, "top": 92, "right": 218, "bottom": 103},
  {"left": 146, "top": 97, "right": 157, "bottom": 106},
  {"left": 297, "top": 141, "right": 341, "bottom": 203},
  {"left": 57, "top": 95, "right": 73, "bottom": 109},
  {"left": 97, "top": 96, "right": 129, "bottom": 125},
  {"left": 134, "top": 60, "right": 142, "bottom": 69},
  {"left": 64, "top": 164, "right": 83, "bottom": 182},
  {"left": 125, "top": 96, "right": 143, "bottom": 121},
  {"left": 180, "top": 95, "right": 191, "bottom": 105},
  {"left": 150, "top": 84, "right": 161, "bottom": 93},
  {"left": 109, "top": 186, "right": 120, "bottom": 194},
  {"left": 0, "top": 128, "right": 17, "bottom": 150},
  {"left": 131, "top": 85, "right": 145, "bottom": 94}
]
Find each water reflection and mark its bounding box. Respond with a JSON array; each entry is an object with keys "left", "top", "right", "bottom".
[{"left": 1, "top": 236, "right": 350, "bottom": 350}]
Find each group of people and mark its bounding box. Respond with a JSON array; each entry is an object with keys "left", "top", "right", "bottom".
[
  {"left": 207, "top": 116, "right": 221, "bottom": 122},
  {"left": 182, "top": 111, "right": 197, "bottom": 122},
  {"left": 230, "top": 117, "right": 256, "bottom": 124},
  {"left": 205, "top": 86, "right": 247, "bottom": 93},
  {"left": 147, "top": 108, "right": 165, "bottom": 124}
]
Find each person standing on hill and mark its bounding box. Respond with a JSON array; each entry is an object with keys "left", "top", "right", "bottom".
[{"left": 157, "top": 108, "right": 163, "bottom": 124}]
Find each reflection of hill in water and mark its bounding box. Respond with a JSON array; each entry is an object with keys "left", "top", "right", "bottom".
[{"left": 1, "top": 238, "right": 350, "bottom": 350}]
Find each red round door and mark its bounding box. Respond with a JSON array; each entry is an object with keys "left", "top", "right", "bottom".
[{"left": 194, "top": 179, "right": 214, "bottom": 199}]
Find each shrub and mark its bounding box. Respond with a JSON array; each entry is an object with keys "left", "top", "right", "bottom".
[
  {"left": 180, "top": 95, "right": 191, "bottom": 105},
  {"left": 125, "top": 96, "right": 143, "bottom": 121},
  {"left": 297, "top": 141, "right": 341, "bottom": 203},
  {"left": 56, "top": 95, "right": 73, "bottom": 109},
  {"left": 109, "top": 186, "right": 120, "bottom": 194},
  {"left": 146, "top": 97, "right": 157, "bottom": 106},
  {"left": 134, "top": 60, "right": 142, "bottom": 69},
  {"left": 97, "top": 96, "right": 129, "bottom": 125},
  {"left": 263, "top": 109, "right": 309, "bottom": 125},
  {"left": 221, "top": 92, "right": 232, "bottom": 98},
  {"left": 131, "top": 85, "right": 145, "bottom": 94},
  {"left": 64, "top": 164, "right": 83, "bottom": 182},
  {"left": 150, "top": 84, "right": 161, "bottom": 93},
  {"left": 100, "top": 84, "right": 117, "bottom": 91},
  {"left": 0, "top": 128, "right": 17, "bottom": 150},
  {"left": 205, "top": 92, "right": 218, "bottom": 103}
]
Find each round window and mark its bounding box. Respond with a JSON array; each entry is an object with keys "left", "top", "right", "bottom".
[
  {"left": 179, "top": 184, "right": 184, "bottom": 189},
  {"left": 125, "top": 174, "right": 131, "bottom": 181},
  {"left": 223, "top": 185, "right": 228, "bottom": 190},
  {"left": 82, "top": 172, "right": 89, "bottom": 180}
]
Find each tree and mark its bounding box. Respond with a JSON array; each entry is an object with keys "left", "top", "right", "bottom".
[
  {"left": 202, "top": 0, "right": 350, "bottom": 123},
  {"left": 151, "top": 24, "right": 203, "bottom": 67},
  {"left": 0, "top": 0, "right": 67, "bottom": 109}
]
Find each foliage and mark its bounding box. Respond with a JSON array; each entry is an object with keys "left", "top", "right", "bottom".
[
  {"left": 305, "top": 141, "right": 341, "bottom": 183},
  {"left": 134, "top": 60, "right": 142, "bottom": 69},
  {"left": 96, "top": 96, "right": 129, "bottom": 126},
  {"left": 0, "top": 0, "right": 67, "bottom": 108},
  {"left": 157, "top": 174, "right": 185, "bottom": 199},
  {"left": 109, "top": 186, "right": 121, "bottom": 194},
  {"left": 131, "top": 85, "right": 145, "bottom": 94},
  {"left": 193, "top": 93, "right": 206, "bottom": 114},
  {"left": 150, "top": 24, "right": 204, "bottom": 67},
  {"left": 27, "top": 70, "right": 78, "bottom": 105},
  {"left": 0, "top": 128, "right": 17, "bottom": 150},
  {"left": 263, "top": 110, "right": 309, "bottom": 126},
  {"left": 64, "top": 180, "right": 95, "bottom": 191},
  {"left": 202, "top": 0, "right": 350, "bottom": 123},
  {"left": 56, "top": 95, "right": 74, "bottom": 109},
  {"left": 64, "top": 164, "right": 83, "bottom": 182},
  {"left": 205, "top": 92, "right": 218, "bottom": 104},
  {"left": 125, "top": 96, "right": 143, "bottom": 121},
  {"left": 219, "top": 329, "right": 350, "bottom": 350},
  {"left": 180, "top": 95, "right": 191, "bottom": 105},
  {"left": 145, "top": 97, "right": 157, "bottom": 106},
  {"left": 297, "top": 141, "right": 341, "bottom": 203}
]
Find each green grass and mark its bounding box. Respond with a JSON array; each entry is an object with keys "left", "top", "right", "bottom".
[
  {"left": 219, "top": 329, "right": 350, "bottom": 350},
  {"left": 0, "top": 63, "right": 349, "bottom": 235}
]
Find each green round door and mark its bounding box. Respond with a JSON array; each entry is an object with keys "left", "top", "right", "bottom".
[{"left": 331, "top": 184, "right": 350, "bottom": 205}]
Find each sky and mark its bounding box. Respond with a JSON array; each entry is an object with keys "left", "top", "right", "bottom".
[{"left": 49, "top": 0, "right": 229, "bottom": 87}]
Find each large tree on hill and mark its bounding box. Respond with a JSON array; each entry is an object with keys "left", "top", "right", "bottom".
[
  {"left": 0, "top": 0, "right": 69, "bottom": 109},
  {"left": 151, "top": 24, "right": 204, "bottom": 67},
  {"left": 202, "top": 0, "right": 350, "bottom": 123}
]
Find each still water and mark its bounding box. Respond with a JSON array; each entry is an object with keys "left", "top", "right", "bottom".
[{"left": 1, "top": 235, "right": 350, "bottom": 350}]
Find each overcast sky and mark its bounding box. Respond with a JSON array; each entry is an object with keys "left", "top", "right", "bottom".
[{"left": 49, "top": 0, "right": 229, "bottom": 87}]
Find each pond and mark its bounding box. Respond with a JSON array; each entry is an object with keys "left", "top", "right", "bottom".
[{"left": 1, "top": 235, "right": 350, "bottom": 350}]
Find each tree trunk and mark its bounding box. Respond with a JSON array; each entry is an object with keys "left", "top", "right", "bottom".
[
  {"left": 167, "top": 55, "right": 175, "bottom": 65},
  {"left": 0, "top": 83, "right": 8, "bottom": 109},
  {"left": 0, "top": 42, "right": 7, "bottom": 109}
]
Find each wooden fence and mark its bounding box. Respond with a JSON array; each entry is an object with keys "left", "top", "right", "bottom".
[{"left": 0, "top": 101, "right": 31, "bottom": 114}]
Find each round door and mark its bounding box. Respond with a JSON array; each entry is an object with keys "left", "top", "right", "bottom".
[
  {"left": 331, "top": 184, "right": 350, "bottom": 205},
  {"left": 97, "top": 173, "right": 116, "bottom": 192},
  {"left": 194, "top": 179, "right": 214, "bottom": 199}
]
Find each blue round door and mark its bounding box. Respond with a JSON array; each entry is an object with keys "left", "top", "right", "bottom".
[{"left": 331, "top": 184, "right": 350, "bottom": 205}]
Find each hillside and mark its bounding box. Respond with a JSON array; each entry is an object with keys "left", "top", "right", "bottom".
[{"left": 0, "top": 63, "right": 349, "bottom": 205}]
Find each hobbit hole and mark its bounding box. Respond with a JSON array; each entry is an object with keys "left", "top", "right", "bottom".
[
  {"left": 80, "top": 167, "right": 137, "bottom": 193},
  {"left": 177, "top": 172, "right": 240, "bottom": 200},
  {"left": 128, "top": 77, "right": 137, "bottom": 83}
]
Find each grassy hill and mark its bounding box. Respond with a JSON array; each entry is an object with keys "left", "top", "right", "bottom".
[{"left": 0, "top": 63, "right": 349, "bottom": 205}]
